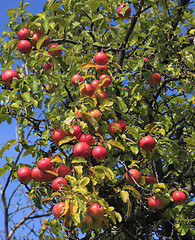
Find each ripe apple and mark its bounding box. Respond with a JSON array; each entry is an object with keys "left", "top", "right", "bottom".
[
  {"left": 51, "top": 129, "right": 67, "bottom": 143},
  {"left": 94, "top": 90, "right": 108, "bottom": 100},
  {"left": 90, "top": 109, "right": 102, "bottom": 122},
  {"left": 117, "top": 3, "right": 131, "bottom": 18},
  {"left": 99, "top": 74, "right": 111, "bottom": 87},
  {"left": 48, "top": 43, "right": 62, "bottom": 56},
  {"left": 52, "top": 177, "right": 68, "bottom": 191},
  {"left": 31, "top": 167, "right": 42, "bottom": 181},
  {"left": 80, "top": 133, "right": 93, "bottom": 146},
  {"left": 117, "top": 120, "right": 127, "bottom": 132},
  {"left": 44, "top": 84, "right": 55, "bottom": 93},
  {"left": 67, "top": 125, "right": 82, "bottom": 140},
  {"left": 140, "top": 136, "right": 156, "bottom": 151},
  {"left": 80, "top": 83, "right": 94, "bottom": 97},
  {"left": 148, "top": 73, "right": 161, "bottom": 85},
  {"left": 92, "top": 146, "right": 107, "bottom": 161},
  {"left": 18, "top": 40, "right": 32, "bottom": 54},
  {"left": 91, "top": 79, "right": 100, "bottom": 90},
  {"left": 53, "top": 202, "right": 65, "bottom": 218},
  {"left": 34, "top": 28, "right": 44, "bottom": 35},
  {"left": 18, "top": 28, "right": 30, "bottom": 40},
  {"left": 39, "top": 167, "right": 56, "bottom": 182},
  {"left": 17, "top": 167, "right": 32, "bottom": 183},
  {"left": 2, "top": 70, "right": 19, "bottom": 87},
  {"left": 75, "top": 109, "right": 87, "bottom": 120},
  {"left": 73, "top": 142, "right": 91, "bottom": 158},
  {"left": 96, "top": 65, "right": 108, "bottom": 74},
  {"left": 125, "top": 169, "right": 141, "bottom": 185},
  {"left": 37, "top": 157, "right": 53, "bottom": 172},
  {"left": 41, "top": 35, "right": 51, "bottom": 47},
  {"left": 88, "top": 203, "right": 104, "bottom": 219},
  {"left": 172, "top": 191, "right": 186, "bottom": 205},
  {"left": 71, "top": 74, "right": 84, "bottom": 86},
  {"left": 148, "top": 196, "right": 163, "bottom": 210},
  {"left": 145, "top": 175, "right": 157, "bottom": 185},
  {"left": 94, "top": 52, "right": 108, "bottom": 65},
  {"left": 108, "top": 122, "right": 122, "bottom": 136},
  {"left": 56, "top": 165, "right": 70, "bottom": 177},
  {"left": 143, "top": 57, "right": 149, "bottom": 63},
  {"left": 83, "top": 215, "right": 93, "bottom": 229},
  {"left": 32, "top": 32, "right": 41, "bottom": 47}
]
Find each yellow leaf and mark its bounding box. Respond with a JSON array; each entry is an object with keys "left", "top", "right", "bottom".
[
  {"left": 74, "top": 165, "right": 83, "bottom": 175},
  {"left": 51, "top": 192, "right": 63, "bottom": 198},
  {"left": 83, "top": 73, "right": 95, "bottom": 79},
  {"left": 50, "top": 154, "right": 63, "bottom": 163},
  {"left": 45, "top": 170, "right": 58, "bottom": 176},
  {"left": 70, "top": 200, "right": 79, "bottom": 215},
  {"left": 59, "top": 136, "right": 76, "bottom": 145},
  {"left": 115, "top": 211, "right": 122, "bottom": 223},
  {"left": 123, "top": 185, "right": 141, "bottom": 199},
  {"left": 107, "top": 139, "right": 125, "bottom": 151},
  {"left": 159, "top": 128, "right": 166, "bottom": 136},
  {"left": 42, "top": 224, "right": 46, "bottom": 230},
  {"left": 108, "top": 206, "right": 115, "bottom": 212},
  {"left": 82, "top": 62, "right": 96, "bottom": 70},
  {"left": 65, "top": 175, "right": 77, "bottom": 184},
  {"left": 61, "top": 199, "right": 70, "bottom": 217},
  {"left": 120, "top": 190, "right": 129, "bottom": 203},
  {"left": 127, "top": 199, "right": 132, "bottom": 215}
]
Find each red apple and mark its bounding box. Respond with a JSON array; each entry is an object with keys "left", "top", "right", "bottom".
[
  {"left": 88, "top": 203, "right": 104, "bottom": 219},
  {"left": 148, "top": 73, "right": 161, "bottom": 85},
  {"left": 32, "top": 32, "right": 41, "bottom": 47},
  {"left": 33, "top": 28, "right": 44, "bottom": 35},
  {"left": 83, "top": 215, "right": 93, "bottom": 229},
  {"left": 96, "top": 65, "right": 108, "bottom": 74},
  {"left": 67, "top": 125, "right": 82, "bottom": 140},
  {"left": 143, "top": 57, "right": 149, "bottom": 63},
  {"left": 51, "top": 129, "right": 67, "bottom": 143},
  {"left": 148, "top": 196, "right": 163, "bottom": 210},
  {"left": 37, "top": 157, "right": 53, "bottom": 172},
  {"left": 52, "top": 177, "right": 68, "bottom": 191},
  {"left": 95, "top": 90, "right": 108, "bottom": 100},
  {"left": 18, "top": 40, "right": 32, "bottom": 54},
  {"left": 17, "top": 166, "right": 32, "bottom": 183},
  {"left": 125, "top": 169, "right": 141, "bottom": 185},
  {"left": 92, "top": 146, "right": 107, "bottom": 161},
  {"left": 48, "top": 43, "right": 62, "bottom": 56},
  {"left": 140, "top": 136, "right": 156, "bottom": 151},
  {"left": 117, "top": 3, "right": 131, "bottom": 18},
  {"left": 145, "top": 175, "right": 157, "bottom": 185},
  {"left": 75, "top": 109, "right": 87, "bottom": 120},
  {"left": 73, "top": 142, "right": 91, "bottom": 158},
  {"left": 117, "top": 120, "right": 127, "bottom": 132},
  {"left": 31, "top": 167, "right": 42, "bottom": 182},
  {"left": 172, "top": 191, "right": 186, "bottom": 205},
  {"left": 91, "top": 79, "right": 100, "bottom": 90},
  {"left": 56, "top": 165, "right": 70, "bottom": 177},
  {"left": 18, "top": 28, "right": 30, "bottom": 40},
  {"left": 53, "top": 202, "right": 65, "bottom": 218},
  {"left": 99, "top": 74, "right": 111, "bottom": 87},
  {"left": 71, "top": 74, "right": 84, "bottom": 86},
  {"left": 39, "top": 167, "right": 56, "bottom": 182},
  {"left": 80, "top": 133, "right": 93, "bottom": 146},
  {"left": 94, "top": 52, "right": 108, "bottom": 65},
  {"left": 90, "top": 109, "right": 102, "bottom": 122},
  {"left": 108, "top": 122, "right": 122, "bottom": 136},
  {"left": 2, "top": 70, "right": 19, "bottom": 87},
  {"left": 80, "top": 83, "right": 94, "bottom": 97},
  {"left": 41, "top": 35, "right": 51, "bottom": 47}
]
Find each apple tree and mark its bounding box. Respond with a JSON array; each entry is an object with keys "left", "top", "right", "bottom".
[{"left": 0, "top": 0, "right": 195, "bottom": 239}]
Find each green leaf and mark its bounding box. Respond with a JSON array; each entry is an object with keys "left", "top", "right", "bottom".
[
  {"left": 0, "top": 139, "right": 16, "bottom": 158},
  {"left": 123, "top": 185, "right": 141, "bottom": 199},
  {"left": 0, "top": 164, "right": 11, "bottom": 177},
  {"left": 79, "top": 177, "right": 90, "bottom": 187},
  {"left": 4, "top": 39, "right": 19, "bottom": 50},
  {"left": 22, "top": 92, "right": 31, "bottom": 102},
  {"left": 115, "top": 211, "right": 122, "bottom": 223},
  {"left": 41, "top": 129, "right": 50, "bottom": 140},
  {"left": 72, "top": 157, "right": 87, "bottom": 164}
]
